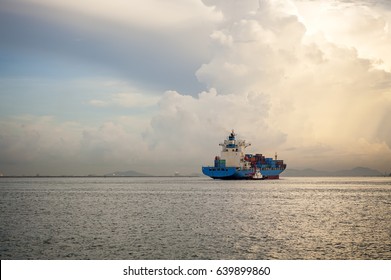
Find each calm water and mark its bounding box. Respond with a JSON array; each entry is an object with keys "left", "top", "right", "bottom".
[{"left": 0, "top": 177, "right": 390, "bottom": 259}]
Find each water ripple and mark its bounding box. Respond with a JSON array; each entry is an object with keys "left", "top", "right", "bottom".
[{"left": 0, "top": 177, "right": 390, "bottom": 259}]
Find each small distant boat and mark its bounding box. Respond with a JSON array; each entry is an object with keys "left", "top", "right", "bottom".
[{"left": 202, "top": 130, "right": 286, "bottom": 180}]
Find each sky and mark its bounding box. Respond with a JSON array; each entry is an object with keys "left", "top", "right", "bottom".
[{"left": 1, "top": 0, "right": 391, "bottom": 176}]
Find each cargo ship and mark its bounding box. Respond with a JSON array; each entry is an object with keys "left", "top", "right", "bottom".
[{"left": 202, "top": 130, "right": 286, "bottom": 179}]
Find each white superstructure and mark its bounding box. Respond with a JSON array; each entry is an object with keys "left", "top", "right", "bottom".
[{"left": 219, "top": 130, "right": 251, "bottom": 168}]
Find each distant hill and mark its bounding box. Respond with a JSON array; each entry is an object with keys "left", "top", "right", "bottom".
[
  {"left": 284, "top": 167, "right": 383, "bottom": 177},
  {"left": 104, "top": 170, "right": 150, "bottom": 177},
  {"left": 332, "top": 167, "right": 383, "bottom": 177}
]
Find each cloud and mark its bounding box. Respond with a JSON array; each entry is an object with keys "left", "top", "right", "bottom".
[
  {"left": 14, "top": 0, "right": 220, "bottom": 28},
  {"left": 144, "top": 0, "right": 391, "bottom": 171},
  {"left": 0, "top": 116, "right": 82, "bottom": 172},
  {"left": 296, "top": 0, "right": 391, "bottom": 70},
  {"left": 0, "top": 115, "right": 152, "bottom": 175},
  {"left": 1, "top": 0, "right": 391, "bottom": 175},
  {"left": 0, "top": 0, "right": 219, "bottom": 93},
  {"left": 144, "top": 88, "right": 285, "bottom": 154},
  {"left": 89, "top": 92, "right": 159, "bottom": 108}
]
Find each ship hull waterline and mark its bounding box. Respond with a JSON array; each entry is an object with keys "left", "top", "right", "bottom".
[{"left": 202, "top": 167, "right": 283, "bottom": 180}]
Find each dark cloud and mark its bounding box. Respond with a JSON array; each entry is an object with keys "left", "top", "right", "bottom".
[{"left": 0, "top": 1, "right": 211, "bottom": 94}]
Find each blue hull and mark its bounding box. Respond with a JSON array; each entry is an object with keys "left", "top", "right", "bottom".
[
  {"left": 202, "top": 166, "right": 254, "bottom": 179},
  {"left": 260, "top": 168, "right": 284, "bottom": 177},
  {"left": 202, "top": 166, "right": 285, "bottom": 180}
]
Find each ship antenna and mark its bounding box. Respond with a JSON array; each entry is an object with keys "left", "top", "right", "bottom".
[{"left": 275, "top": 152, "right": 277, "bottom": 160}]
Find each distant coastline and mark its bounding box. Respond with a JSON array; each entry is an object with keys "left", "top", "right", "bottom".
[
  {"left": 0, "top": 175, "right": 201, "bottom": 178},
  {"left": 1, "top": 167, "right": 390, "bottom": 178}
]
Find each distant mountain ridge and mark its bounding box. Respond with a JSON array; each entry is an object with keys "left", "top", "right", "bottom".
[{"left": 284, "top": 167, "right": 384, "bottom": 177}]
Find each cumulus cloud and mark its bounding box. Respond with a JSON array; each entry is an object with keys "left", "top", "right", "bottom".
[
  {"left": 144, "top": 88, "right": 285, "bottom": 156},
  {"left": 296, "top": 0, "right": 391, "bottom": 70},
  {"left": 144, "top": 0, "right": 391, "bottom": 171}
]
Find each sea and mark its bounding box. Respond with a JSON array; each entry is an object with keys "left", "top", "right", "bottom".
[{"left": 0, "top": 176, "right": 390, "bottom": 260}]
